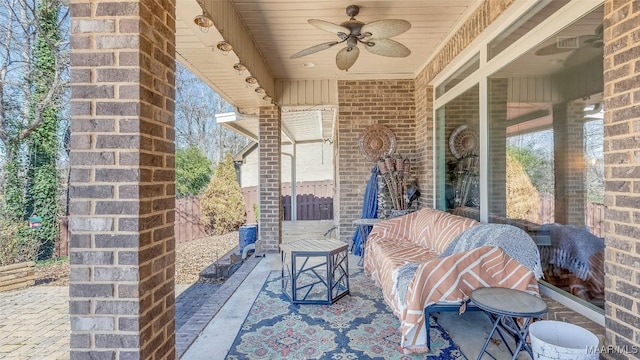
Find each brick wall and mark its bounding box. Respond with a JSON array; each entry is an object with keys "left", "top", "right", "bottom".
[
  {"left": 258, "top": 106, "right": 282, "bottom": 252},
  {"left": 414, "top": 75, "right": 434, "bottom": 208},
  {"left": 336, "top": 80, "right": 415, "bottom": 242},
  {"left": 419, "top": 0, "right": 516, "bottom": 82},
  {"left": 553, "top": 100, "right": 586, "bottom": 226},
  {"left": 602, "top": 0, "right": 640, "bottom": 356},
  {"left": 488, "top": 78, "right": 508, "bottom": 216},
  {"left": 69, "top": 1, "right": 176, "bottom": 359}
]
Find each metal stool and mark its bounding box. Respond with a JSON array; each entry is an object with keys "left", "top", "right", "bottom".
[{"left": 470, "top": 287, "right": 548, "bottom": 360}]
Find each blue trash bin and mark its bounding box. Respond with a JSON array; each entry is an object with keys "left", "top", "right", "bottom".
[{"left": 239, "top": 224, "right": 258, "bottom": 254}]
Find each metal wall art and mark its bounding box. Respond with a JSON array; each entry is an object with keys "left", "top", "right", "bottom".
[{"left": 358, "top": 124, "right": 396, "bottom": 163}]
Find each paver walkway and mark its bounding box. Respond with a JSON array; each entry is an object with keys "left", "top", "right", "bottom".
[
  {"left": 0, "top": 257, "right": 262, "bottom": 360},
  {"left": 0, "top": 287, "right": 69, "bottom": 359}
]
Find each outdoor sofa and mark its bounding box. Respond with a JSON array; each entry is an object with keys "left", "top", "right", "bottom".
[{"left": 363, "top": 207, "right": 542, "bottom": 353}]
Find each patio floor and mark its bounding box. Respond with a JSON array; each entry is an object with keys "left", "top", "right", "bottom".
[
  {"left": 182, "top": 221, "right": 605, "bottom": 359},
  {"left": 0, "top": 220, "right": 605, "bottom": 359},
  {"left": 181, "top": 252, "right": 605, "bottom": 359}
]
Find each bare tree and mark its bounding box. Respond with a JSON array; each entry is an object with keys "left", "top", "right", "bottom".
[
  {"left": 174, "top": 62, "right": 249, "bottom": 165},
  {"left": 0, "top": 0, "right": 68, "bottom": 149}
]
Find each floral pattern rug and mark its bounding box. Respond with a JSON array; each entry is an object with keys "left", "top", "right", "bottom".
[{"left": 226, "top": 270, "right": 466, "bottom": 360}]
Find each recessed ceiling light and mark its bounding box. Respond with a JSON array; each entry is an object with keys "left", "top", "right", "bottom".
[
  {"left": 233, "top": 62, "right": 247, "bottom": 75},
  {"left": 303, "top": 62, "right": 316, "bottom": 68},
  {"left": 245, "top": 76, "right": 258, "bottom": 87},
  {"left": 216, "top": 41, "right": 233, "bottom": 55}
]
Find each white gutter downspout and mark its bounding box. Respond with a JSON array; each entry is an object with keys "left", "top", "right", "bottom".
[{"left": 282, "top": 146, "right": 297, "bottom": 221}]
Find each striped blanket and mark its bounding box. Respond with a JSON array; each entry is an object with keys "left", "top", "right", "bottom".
[{"left": 364, "top": 208, "right": 540, "bottom": 353}]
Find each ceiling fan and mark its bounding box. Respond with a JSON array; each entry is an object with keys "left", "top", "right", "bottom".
[
  {"left": 290, "top": 5, "right": 411, "bottom": 71},
  {"left": 534, "top": 24, "right": 603, "bottom": 68}
]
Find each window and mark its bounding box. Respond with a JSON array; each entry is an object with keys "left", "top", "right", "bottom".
[
  {"left": 435, "top": 55, "right": 479, "bottom": 99},
  {"left": 434, "top": 3, "right": 605, "bottom": 311},
  {"left": 435, "top": 85, "right": 480, "bottom": 212},
  {"left": 488, "top": 5, "right": 605, "bottom": 309}
]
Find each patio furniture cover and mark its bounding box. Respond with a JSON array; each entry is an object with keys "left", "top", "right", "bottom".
[{"left": 364, "top": 209, "right": 540, "bottom": 353}]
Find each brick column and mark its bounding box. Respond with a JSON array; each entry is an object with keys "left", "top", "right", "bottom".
[
  {"left": 603, "top": 0, "right": 640, "bottom": 355},
  {"left": 258, "top": 106, "right": 281, "bottom": 252},
  {"left": 488, "top": 78, "right": 508, "bottom": 217},
  {"left": 552, "top": 100, "right": 586, "bottom": 225},
  {"left": 68, "top": 1, "right": 176, "bottom": 359},
  {"left": 414, "top": 76, "right": 434, "bottom": 208}
]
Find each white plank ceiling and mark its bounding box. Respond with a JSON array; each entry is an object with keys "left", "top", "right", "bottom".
[{"left": 175, "top": 0, "right": 481, "bottom": 141}]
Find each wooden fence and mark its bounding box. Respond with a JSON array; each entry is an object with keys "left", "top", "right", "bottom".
[
  {"left": 242, "top": 180, "right": 334, "bottom": 223},
  {"left": 282, "top": 195, "right": 333, "bottom": 221},
  {"left": 537, "top": 195, "right": 605, "bottom": 237},
  {"left": 175, "top": 196, "right": 207, "bottom": 244},
  {"left": 56, "top": 197, "right": 207, "bottom": 255}
]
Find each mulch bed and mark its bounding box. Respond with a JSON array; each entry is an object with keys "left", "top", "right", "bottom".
[{"left": 34, "top": 232, "right": 239, "bottom": 286}]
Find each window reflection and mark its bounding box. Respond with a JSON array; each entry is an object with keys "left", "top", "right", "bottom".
[
  {"left": 436, "top": 85, "right": 480, "bottom": 212},
  {"left": 487, "top": 5, "right": 605, "bottom": 309},
  {"left": 437, "top": 5, "right": 605, "bottom": 310},
  {"left": 488, "top": 0, "right": 570, "bottom": 60}
]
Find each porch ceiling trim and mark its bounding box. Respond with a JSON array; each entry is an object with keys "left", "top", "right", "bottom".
[{"left": 204, "top": 0, "right": 275, "bottom": 100}]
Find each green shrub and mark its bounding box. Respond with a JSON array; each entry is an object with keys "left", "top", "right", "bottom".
[
  {"left": 176, "top": 146, "right": 213, "bottom": 198},
  {"left": 0, "top": 218, "right": 40, "bottom": 266},
  {"left": 200, "top": 153, "right": 246, "bottom": 235},
  {"left": 506, "top": 152, "right": 540, "bottom": 222}
]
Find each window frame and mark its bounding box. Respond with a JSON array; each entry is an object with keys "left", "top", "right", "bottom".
[{"left": 430, "top": 0, "right": 605, "bottom": 324}]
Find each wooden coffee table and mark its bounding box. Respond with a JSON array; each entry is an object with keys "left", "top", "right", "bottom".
[{"left": 280, "top": 238, "right": 349, "bottom": 304}]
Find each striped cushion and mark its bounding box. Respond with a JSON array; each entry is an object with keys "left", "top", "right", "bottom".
[{"left": 427, "top": 211, "right": 479, "bottom": 253}]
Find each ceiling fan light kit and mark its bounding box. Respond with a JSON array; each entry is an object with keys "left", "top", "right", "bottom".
[{"left": 290, "top": 5, "right": 411, "bottom": 71}]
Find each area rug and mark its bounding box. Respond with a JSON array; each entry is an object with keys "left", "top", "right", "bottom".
[{"left": 226, "top": 270, "right": 466, "bottom": 360}]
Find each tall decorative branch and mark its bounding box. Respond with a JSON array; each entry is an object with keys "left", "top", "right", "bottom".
[{"left": 378, "top": 155, "right": 412, "bottom": 212}]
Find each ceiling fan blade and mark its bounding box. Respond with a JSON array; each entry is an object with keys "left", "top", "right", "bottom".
[
  {"left": 308, "top": 19, "right": 350, "bottom": 35},
  {"left": 563, "top": 46, "right": 603, "bottom": 68},
  {"left": 290, "top": 41, "right": 340, "bottom": 59},
  {"left": 336, "top": 46, "right": 360, "bottom": 71},
  {"left": 361, "top": 19, "right": 411, "bottom": 39},
  {"left": 364, "top": 39, "right": 411, "bottom": 58}
]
